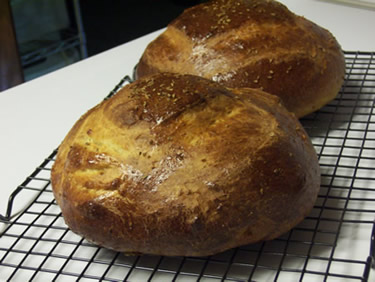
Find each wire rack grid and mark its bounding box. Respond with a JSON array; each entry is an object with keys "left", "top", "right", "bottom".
[{"left": 0, "top": 51, "right": 374, "bottom": 282}]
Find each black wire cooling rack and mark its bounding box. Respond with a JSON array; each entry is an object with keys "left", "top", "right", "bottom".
[{"left": 0, "top": 51, "right": 374, "bottom": 281}]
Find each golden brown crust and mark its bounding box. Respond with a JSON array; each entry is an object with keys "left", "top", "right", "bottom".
[
  {"left": 51, "top": 73, "right": 320, "bottom": 256},
  {"left": 136, "top": 0, "right": 346, "bottom": 118}
]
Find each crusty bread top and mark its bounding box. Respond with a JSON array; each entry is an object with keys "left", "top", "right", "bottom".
[
  {"left": 136, "top": 0, "right": 346, "bottom": 118},
  {"left": 172, "top": 0, "right": 294, "bottom": 41},
  {"left": 51, "top": 73, "right": 320, "bottom": 256}
]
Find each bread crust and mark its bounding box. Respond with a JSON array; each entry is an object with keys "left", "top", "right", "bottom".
[
  {"left": 136, "top": 0, "right": 345, "bottom": 117},
  {"left": 51, "top": 73, "right": 320, "bottom": 256}
]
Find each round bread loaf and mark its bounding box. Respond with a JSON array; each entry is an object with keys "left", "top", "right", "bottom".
[
  {"left": 136, "top": 0, "right": 345, "bottom": 118},
  {"left": 51, "top": 73, "right": 320, "bottom": 256}
]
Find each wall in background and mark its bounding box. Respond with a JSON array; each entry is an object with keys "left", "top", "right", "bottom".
[
  {"left": 10, "top": 0, "right": 204, "bottom": 82},
  {"left": 80, "top": 0, "right": 203, "bottom": 56}
]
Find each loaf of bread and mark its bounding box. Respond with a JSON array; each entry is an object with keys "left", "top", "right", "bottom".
[
  {"left": 136, "top": 0, "right": 345, "bottom": 118},
  {"left": 51, "top": 73, "right": 320, "bottom": 256}
]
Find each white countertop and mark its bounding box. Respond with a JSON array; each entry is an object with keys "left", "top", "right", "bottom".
[{"left": 0, "top": 0, "right": 374, "bottom": 249}]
